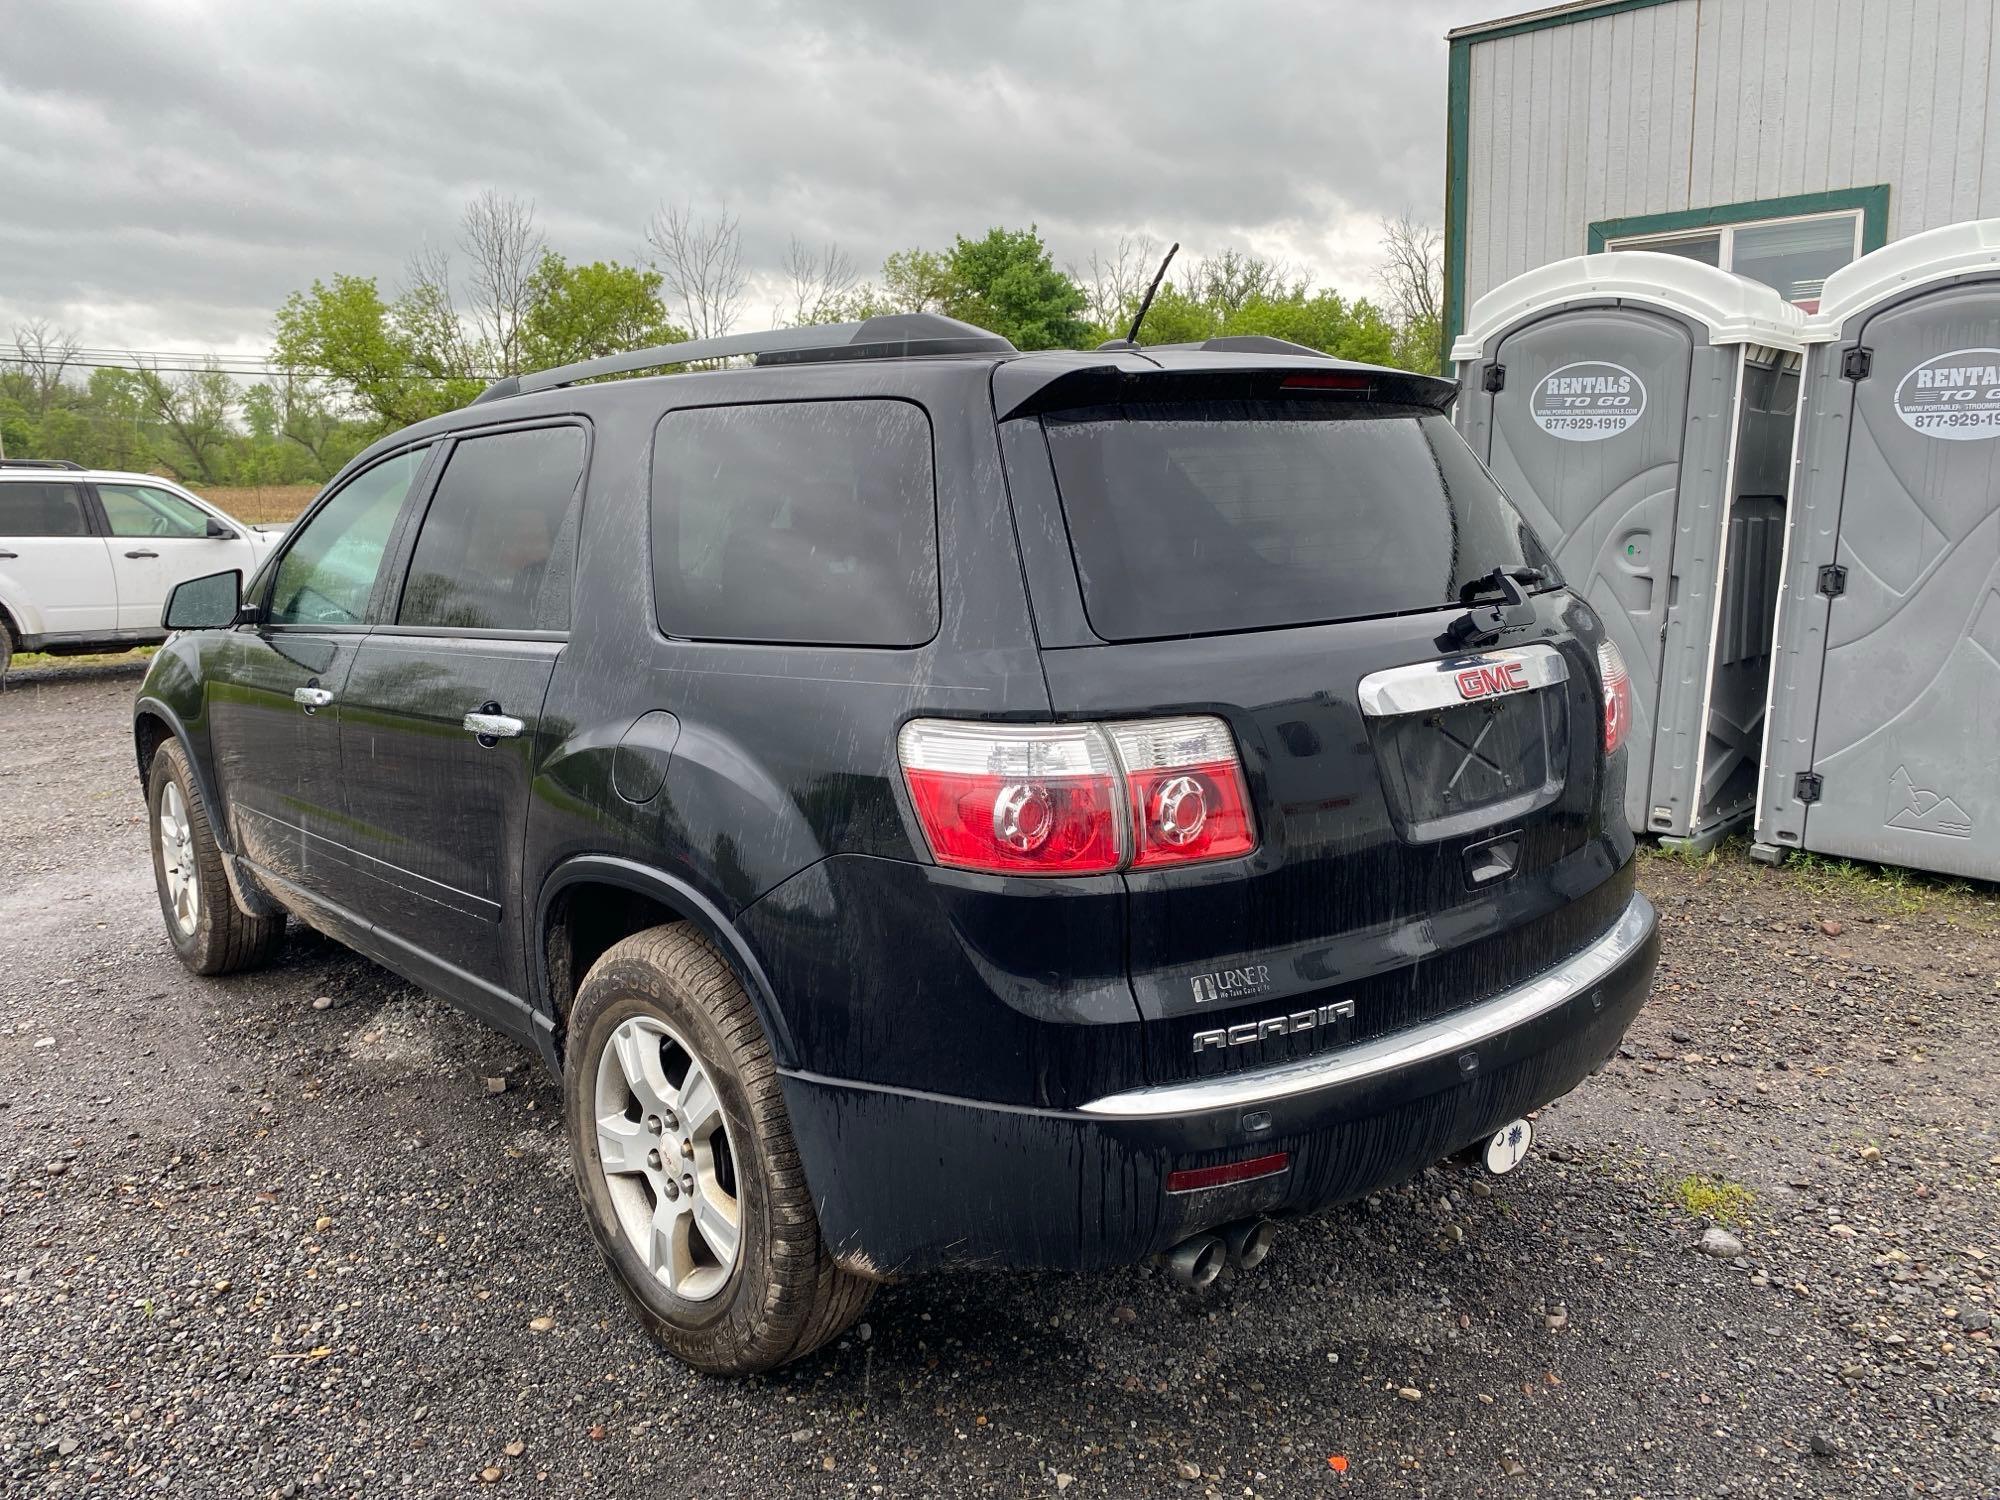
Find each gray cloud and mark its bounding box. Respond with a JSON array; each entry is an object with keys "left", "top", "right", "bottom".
[{"left": 0, "top": 0, "right": 1498, "bottom": 353}]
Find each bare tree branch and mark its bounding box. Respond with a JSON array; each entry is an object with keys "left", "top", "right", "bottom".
[
  {"left": 1174, "top": 250, "right": 1301, "bottom": 315},
  {"left": 399, "top": 239, "right": 481, "bottom": 379},
  {"left": 1377, "top": 212, "right": 1444, "bottom": 373},
  {"left": 645, "top": 203, "right": 747, "bottom": 340},
  {"left": 1076, "top": 235, "right": 1160, "bottom": 329},
  {"left": 778, "top": 236, "right": 859, "bottom": 326},
  {"left": 12, "top": 319, "right": 80, "bottom": 415},
  {"left": 460, "top": 189, "right": 544, "bottom": 376},
  {"left": 131, "top": 360, "right": 237, "bottom": 485},
  {"left": 269, "top": 366, "right": 340, "bottom": 469},
  {"left": 1377, "top": 213, "right": 1442, "bottom": 330}
]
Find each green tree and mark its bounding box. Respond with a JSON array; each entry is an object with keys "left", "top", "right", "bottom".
[
  {"left": 131, "top": 363, "right": 238, "bottom": 484},
  {"left": 879, "top": 248, "right": 955, "bottom": 315},
  {"left": 1129, "top": 285, "right": 1222, "bottom": 347},
  {"left": 944, "top": 227, "right": 1090, "bottom": 351},
  {"left": 1223, "top": 289, "right": 1398, "bottom": 365},
  {"left": 521, "top": 253, "right": 682, "bottom": 367},
  {"left": 272, "top": 273, "right": 480, "bottom": 431},
  {"left": 80, "top": 367, "right": 151, "bottom": 471}
]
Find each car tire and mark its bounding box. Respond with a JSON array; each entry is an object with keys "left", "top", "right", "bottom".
[
  {"left": 0, "top": 615, "right": 12, "bottom": 678},
  {"left": 146, "top": 740, "right": 286, "bottom": 975},
  {"left": 564, "top": 923, "right": 874, "bottom": 1375}
]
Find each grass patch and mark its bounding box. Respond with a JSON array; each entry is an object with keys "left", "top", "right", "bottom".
[
  {"left": 7, "top": 645, "right": 155, "bottom": 673},
  {"left": 1672, "top": 1172, "right": 1755, "bottom": 1228},
  {"left": 1787, "top": 848, "right": 1993, "bottom": 919},
  {"left": 1639, "top": 838, "right": 1720, "bottom": 871},
  {"left": 1642, "top": 835, "right": 1999, "bottom": 927}
]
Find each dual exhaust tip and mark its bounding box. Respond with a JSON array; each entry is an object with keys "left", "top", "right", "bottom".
[{"left": 1165, "top": 1218, "right": 1276, "bottom": 1288}]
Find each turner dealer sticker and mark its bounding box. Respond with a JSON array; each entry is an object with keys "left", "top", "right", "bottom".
[
  {"left": 1531, "top": 361, "right": 1645, "bottom": 441},
  {"left": 1894, "top": 349, "right": 2000, "bottom": 440}
]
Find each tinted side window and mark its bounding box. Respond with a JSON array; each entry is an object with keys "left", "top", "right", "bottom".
[
  {"left": 268, "top": 448, "right": 426, "bottom": 626},
  {"left": 0, "top": 483, "right": 91, "bottom": 537},
  {"left": 398, "top": 426, "right": 587, "bottom": 632},
  {"left": 651, "top": 400, "right": 938, "bottom": 646},
  {"left": 98, "top": 484, "right": 212, "bottom": 538}
]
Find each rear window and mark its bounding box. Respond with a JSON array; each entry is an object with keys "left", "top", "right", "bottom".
[
  {"left": 399, "top": 425, "right": 587, "bottom": 632},
  {"left": 0, "top": 482, "right": 90, "bottom": 538},
  {"left": 650, "top": 399, "right": 938, "bottom": 646},
  {"left": 1042, "top": 402, "right": 1553, "bottom": 641}
]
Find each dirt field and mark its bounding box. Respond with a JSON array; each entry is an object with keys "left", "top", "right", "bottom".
[
  {"left": 190, "top": 482, "right": 320, "bottom": 525},
  {"left": 2, "top": 664, "right": 1996, "bottom": 1498}
]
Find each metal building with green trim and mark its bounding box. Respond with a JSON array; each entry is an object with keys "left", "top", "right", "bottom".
[{"left": 1442, "top": 0, "right": 1997, "bottom": 365}]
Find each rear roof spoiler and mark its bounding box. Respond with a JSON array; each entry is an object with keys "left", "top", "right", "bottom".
[{"left": 993, "top": 354, "right": 1459, "bottom": 422}]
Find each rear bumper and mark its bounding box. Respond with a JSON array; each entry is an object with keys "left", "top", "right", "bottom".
[{"left": 779, "top": 891, "right": 1660, "bottom": 1276}]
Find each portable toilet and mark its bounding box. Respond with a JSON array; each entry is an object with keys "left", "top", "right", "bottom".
[
  {"left": 1451, "top": 253, "right": 1807, "bottom": 846},
  {"left": 1752, "top": 219, "right": 2000, "bottom": 882}
]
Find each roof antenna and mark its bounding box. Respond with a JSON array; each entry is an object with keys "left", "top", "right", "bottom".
[{"left": 1119, "top": 242, "right": 1179, "bottom": 349}]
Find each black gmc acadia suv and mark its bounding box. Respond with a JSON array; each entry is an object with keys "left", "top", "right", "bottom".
[{"left": 135, "top": 313, "right": 1660, "bottom": 1374}]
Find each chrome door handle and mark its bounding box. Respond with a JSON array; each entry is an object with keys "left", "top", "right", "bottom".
[
  {"left": 124, "top": 549, "right": 159, "bottom": 559},
  {"left": 293, "top": 686, "right": 334, "bottom": 709},
  {"left": 462, "top": 711, "right": 525, "bottom": 740}
]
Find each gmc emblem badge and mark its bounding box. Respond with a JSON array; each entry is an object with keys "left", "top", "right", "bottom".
[{"left": 1455, "top": 660, "right": 1530, "bottom": 700}]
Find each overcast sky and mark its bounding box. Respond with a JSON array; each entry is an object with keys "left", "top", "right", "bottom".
[{"left": 0, "top": 0, "right": 1506, "bottom": 360}]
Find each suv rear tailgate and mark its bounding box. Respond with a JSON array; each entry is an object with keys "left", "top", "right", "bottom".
[
  {"left": 1038, "top": 612, "right": 1629, "bottom": 1091},
  {"left": 998, "top": 357, "right": 1633, "bottom": 1092}
]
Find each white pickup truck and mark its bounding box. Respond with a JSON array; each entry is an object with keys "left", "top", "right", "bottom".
[{"left": 0, "top": 461, "right": 289, "bottom": 673}]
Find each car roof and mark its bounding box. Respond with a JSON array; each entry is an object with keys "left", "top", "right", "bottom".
[
  {"left": 326, "top": 327, "right": 1460, "bottom": 495},
  {"left": 0, "top": 466, "right": 194, "bottom": 485}
]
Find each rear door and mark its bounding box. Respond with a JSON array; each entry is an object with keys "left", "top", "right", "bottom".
[
  {"left": 94, "top": 481, "right": 258, "bottom": 632},
  {"left": 1480, "top": 307, "right": 1693, "bottom": 832},
  {"left": 1797, "top": 282, "right": 2000, "bottom": 879},
  {"left": 0, "top": 480, "right": 117, "bottom": 636},
  {"left": 333, "top": 422, "right": 587, "bottom": 1023},
  {"left": 1006, "top": 373, "right": 1626, "bottom": 1092}
]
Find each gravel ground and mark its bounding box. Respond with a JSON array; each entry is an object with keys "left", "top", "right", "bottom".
[{"left": 2, "top": 668, "right": 1996, "bottom": 1499}]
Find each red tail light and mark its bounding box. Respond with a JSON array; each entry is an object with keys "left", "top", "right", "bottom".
[
  {"left": 897, "top": 715, "right": 1257, "bottom": 876},
  {"left": 1597, "top": 639, "right": 1632, "bottom": 755},
  {"left": 897, "top": 721, "right": 1123, "bottom": 874},
  {"left": 1107, "top": 717, "right": 1257, "bottom": 869},
  {"left": 1279, "top": 372, "right": 1371, "bottom": 392}
]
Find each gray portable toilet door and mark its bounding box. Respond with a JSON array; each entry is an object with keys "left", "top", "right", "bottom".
[
  {"left": 1481, "top": 305, "right": 1695, "bottom": 833},
  {"left": 1796, "top": 280, "right": 2000, "bottom": 878}
]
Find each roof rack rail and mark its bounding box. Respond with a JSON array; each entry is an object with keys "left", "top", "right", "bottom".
[
  {"left": 0, "top": 457, "right": 85, "bottom": 470},
  {"left": 471, "top": 313, "right": 1017, "bottom": 406}
]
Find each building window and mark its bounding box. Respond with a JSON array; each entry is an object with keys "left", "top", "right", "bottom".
[{"left": 1604, "top": 211, "right": 1863, "bottom": 311}]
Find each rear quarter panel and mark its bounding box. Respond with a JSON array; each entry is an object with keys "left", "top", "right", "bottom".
[{"left": 521, "top": 363, "right": 1067, "bottom": 1074}]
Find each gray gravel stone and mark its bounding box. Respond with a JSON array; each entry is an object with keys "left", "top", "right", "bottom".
[
  {"left": 1700, "top": 1227, "right": 1746, "bottom": 1259},
  {"left": 3, "top": 669, "right": 1995, "bottom": 1499}
]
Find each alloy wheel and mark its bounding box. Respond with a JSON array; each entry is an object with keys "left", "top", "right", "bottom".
[
  {"left": 593, "top": 1015, "right": 742, "bottom": 1302},
  {"left": 158, "top": 780, "right": 199, "bottom": 936}
]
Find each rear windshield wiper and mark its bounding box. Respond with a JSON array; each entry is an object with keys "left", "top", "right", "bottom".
[
  {"left": 1444, "top": 566, "right": 1544, "bottom": 649},
  {"left": 1458, "top": 566, "right": 1551, "bottom": 605}
]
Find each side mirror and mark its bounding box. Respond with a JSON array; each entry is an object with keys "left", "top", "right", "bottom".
[
  {"left": 163, "top": 569, "right": 244, "bottom": 631},
  {"left": 205, "top": 517, "right": 236, "bottom": 539}
]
